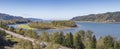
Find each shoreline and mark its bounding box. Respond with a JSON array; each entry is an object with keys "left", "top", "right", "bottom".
[
  {"left": 35, "top": 26, "right": 79, "bottom": 30},
  {"left": 14, "top": 24, "right": 78, "bottom": 30},
  {"left": 48, "top": 26, "right": 79, "bottom": 30},
  {"left": 75, "top": 21, "right": 120, "bottom": 24}
]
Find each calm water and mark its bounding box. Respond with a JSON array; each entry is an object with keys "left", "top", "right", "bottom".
[{"left": 9, "top": 22, "right": 120, "bottom": 39}]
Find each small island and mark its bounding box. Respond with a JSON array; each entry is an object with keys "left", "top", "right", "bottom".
[{"left": 28, "top": 20, "right": 77, "bottom": 29}]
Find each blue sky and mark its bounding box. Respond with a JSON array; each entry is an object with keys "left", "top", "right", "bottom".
[{"left": 0, "top": 0, "right": 120, "bottom": 20}]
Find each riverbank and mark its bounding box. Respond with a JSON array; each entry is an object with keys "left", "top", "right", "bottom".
[
  {"left": 75, "top": 21, "right": 120, "bottom": 24},
  {"left": 15, "top": 24, "right": 78, "bottom": 30},
  {"left": 49, "top": 26, "right": 78, "bottom": 30}
]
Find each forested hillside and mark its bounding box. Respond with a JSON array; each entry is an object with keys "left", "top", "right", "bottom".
[
  {"left": 0, "top": 13, "right": 26, "bottom": 20},
  {"left": 71, "top": 11, "right": 120, "bottom": 22},
  {"left": 0, "top": 13, "right": 30, "bottom": 24}
]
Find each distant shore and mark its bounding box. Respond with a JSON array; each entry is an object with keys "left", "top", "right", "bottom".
[{"left": 75, "top": 21, "right": 120, "bottom": 24}]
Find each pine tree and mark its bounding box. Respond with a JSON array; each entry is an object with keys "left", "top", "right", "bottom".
[
  {"left": 56, "top": 32, "right": 64, "bottom": 44},
  {"left": 104, "top": 35, "right": 114, "bottom": 49},
  {"left": 114, "top": 41, "right": 119, "bottom": 49},
  {"left": 89, "top": 35, "right": 96, "bottom": 49},
  {"left": 40, "top": 32, "right": 49, "bottom": 42},
  {"left": 78, "top": 30, "right": 85, "bottom": 41},
  {"left": 50, "top": 32, "right": 59, "bottom": 43},
  {"left": 0, "top": 30, "right": 6, "bottom": 37},
  {"left": 73, "top": 32, "right": 84, "bottom": 49},
  {"left": 85, "top": 30, "right": 93, "bottom": 49},
  {"left": 63, "top": 32, "right": 73, "bottom": 48},
  {"left": 96, "top": 37, "right": 104, "bottom": 49}
]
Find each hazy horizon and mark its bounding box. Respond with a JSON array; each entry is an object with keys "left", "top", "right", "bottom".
[{"left": 0, "top": 0, "right": 120, "bottom": 20}]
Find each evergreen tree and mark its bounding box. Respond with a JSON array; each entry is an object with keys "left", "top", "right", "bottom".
[
  {"left": 0, "top": 30, "right": 6, "bottom": 37},
  {"left": 104, "top": 35, "right": 114, "bottom": 49},
  {"left": 55, "top": 32, "right": 64, "bottom": 44},
  {"left": 113, "top": 40, "right": 120, "bottom": 49},
  {"left": 86, "top": 30, "right": 93, "bottom": 39},
  {"left": 40, "top": 32, "right": 49, "bottom": 42},
  {"left": 96, "top": 37, "right": 104, "bottom": 49},
  {"left": 63, "top": 32, "right": 73, "bottom": 48},
  {"left": 89, "top": 35, "right": 96, "bottom": 49},
  {"left": 78, "top": 30, "right": 85, "bottom": 41},
  {"left": 50, "top": 32, "right": 59, "bottom": 43},
  {"left": 73, "top": 32, "right": 84, "bottom": 49},
  {"left": 85, "top": 30, "right": 93, "bottom": 49},
  {"left": 59, "top": 32, "right": 64, "bottom": 44}
]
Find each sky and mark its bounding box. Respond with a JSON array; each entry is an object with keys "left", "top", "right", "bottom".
[{"left": 0, "top": 0, "right": 120, "bottom": 20}]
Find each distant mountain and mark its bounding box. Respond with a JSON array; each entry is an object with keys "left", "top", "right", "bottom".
[
  {"left": 0, "top": 13, "right": 45, "bottom": 23},
  {"left": 71, "top": 11, "right": 120, "bottom": 22},
  {"left": 0, "top": 13, "right": 27, "bottom": 20},
  {"left": 26, "top": 18, "right": 43, "bottom": 22},
  {"left": 0, "top": 13, "right": 31, "bottom": 24}
]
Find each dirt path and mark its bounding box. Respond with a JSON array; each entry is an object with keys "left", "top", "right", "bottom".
[{"left": 0, "top": 28, "right": 35, "bottom": 42}]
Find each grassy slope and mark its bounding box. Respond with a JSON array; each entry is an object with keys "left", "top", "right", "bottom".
[{"left": 17, "top": 24, "right": 35, "bottom": 30}]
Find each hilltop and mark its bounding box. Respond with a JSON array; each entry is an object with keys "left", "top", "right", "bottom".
[
  {"left": 0, "top": 13, "right": 44, "bottom": 23},
  {"left": 0, "top": 13, "right": 27, "bottom": 20},
  {"left": 71, "top": 11, "right": 120, "bottom": 23}
]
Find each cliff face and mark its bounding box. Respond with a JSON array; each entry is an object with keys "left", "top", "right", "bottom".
[{"left": 71, "top": 11, "right": 120, "bottom": 22}]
